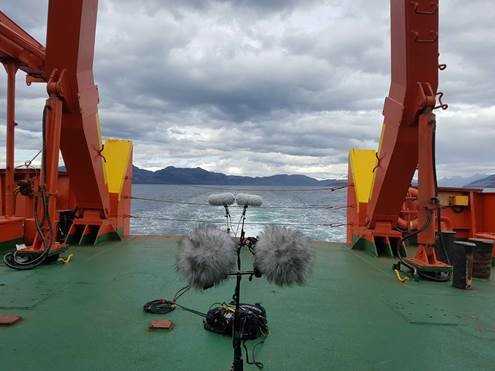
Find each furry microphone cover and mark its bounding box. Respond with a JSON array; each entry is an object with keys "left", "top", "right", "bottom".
[
  {"left": 177, "top": 225, "right": 237, "bottom": 289},
  {"left": 254, "top": 226, "right": 313, "bottom": 286},
  {"left": 236, "top": 193, "right": 263, "bottom": 207},
  {"left": 208, "top": 193, "right": 235, "bottom": 206}
]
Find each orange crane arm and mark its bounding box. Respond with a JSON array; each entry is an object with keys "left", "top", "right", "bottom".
[
  {"left": 347, "top": 0, "right": 450, "bottom": 274},
  {"left": 44, "top": 0, "right": 109, "bottom": 214},
  {"left": 367, "top": 0, "right": 439, "bottom": 227},
  {"left": 0, "top": 10, "right": 45, "bottom": 76}
]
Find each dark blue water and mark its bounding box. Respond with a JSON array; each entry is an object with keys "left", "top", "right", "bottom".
[{"left": 131, "top": 184, "right": 347, "bottom": 242}]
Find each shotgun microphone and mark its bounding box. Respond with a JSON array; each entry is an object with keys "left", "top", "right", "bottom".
[
  {"left": 254, "top": 226, "right": 313, "bottom": 286},
  {"left": 208, "top": 193, "right": 235, "bottom": 206},
  {"left": 177, "top": 225, "right": 236, "bottom": 290},
  {"left": 236, "top": 193, "right": 263, "bottom": 207}
]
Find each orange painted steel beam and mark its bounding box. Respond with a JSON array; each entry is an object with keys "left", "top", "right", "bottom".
[
  {"left": 30, "top": 96, "right": 64, "bottom": 252},
  {"left": 0, "top": 11, "right": 45, "bottom": 76},
  {"left": 3, "top": 62, "right": 17, "bottom": 216},
  {"left": 367, "top": 0, "right": 440, "bottom": 228},
  {"left": 44, "top": 0, "right": 109, "bottom": 216},
  {"left": 406, "top": 110, "right": 449, "bottom": 269},
  {"left": 416, "top": 112, "right": 436, "bottom": 247}
]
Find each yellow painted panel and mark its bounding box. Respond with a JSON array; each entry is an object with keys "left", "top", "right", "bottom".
[
  {"left": 349, "top": 148, "right": 377, "bottom": 204},
  {"left": 102, "top": 139, "right": 133, "bottom": 197},
  {"left": 450, "top": 195, "right": 469, "bottom": 207}
]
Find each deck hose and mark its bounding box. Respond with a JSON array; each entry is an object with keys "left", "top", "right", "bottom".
[
  {"left": 143, "top": 285, "right": 206, "bottom": 317},
  {"left": 3, "top": 106, "right": 53, "bottom": 271}
]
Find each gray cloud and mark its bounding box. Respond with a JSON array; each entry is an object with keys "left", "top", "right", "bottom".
[{"left": 0, "top": 0, "right": 494, "bottom": 179}]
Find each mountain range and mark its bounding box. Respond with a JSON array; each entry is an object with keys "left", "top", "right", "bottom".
[
  {"left": 438, "top": 173, "right": 490, "bottom": 187},
  {"left": 132, "top": 165, "right": 346, "bottom": 187},
  {"left": 132, "top": 165, "right": 494, "bottom": 188},
  {"left": 466, "top": 174, "right": 495, "bottom": 188}
]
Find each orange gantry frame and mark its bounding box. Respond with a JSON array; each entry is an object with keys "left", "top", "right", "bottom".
[
  {"left": 0, "top": 1, "right": 132, "bottom": 255},
  {"left": 346, "top": 0, "right": 495, "bottom": 264}
]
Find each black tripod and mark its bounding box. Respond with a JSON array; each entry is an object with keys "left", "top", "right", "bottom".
[
  {"left": 229, "top": 269, "right": 258, "bottom": 371},
  {"left": 231, "top": 205, "right": 258, "bottom": 371},
  {"left": 232, "top": 270, "right": 244, "bottom": 371},
  {"left": 232, "top": 206, "right": 247, "bottom": 371},
  {"left": 238, "top": 205, "right": 248, "bottom": 243},
  {"left": 224, "top": 205, "right": 232, "bottom": 234}
]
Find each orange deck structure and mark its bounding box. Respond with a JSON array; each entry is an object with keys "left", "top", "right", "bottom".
[
  {"left": 346, "top": 0, "right": 495, "bottom": 271},
  {"left": 1, "top": 0, "right": 493, "bottom": 274},
  {"left": 0, "top": 2, "right": 132, "bottom": 269}
]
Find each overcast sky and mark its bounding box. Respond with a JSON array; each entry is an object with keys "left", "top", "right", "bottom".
[{"left": 1, "top": 0, "right": 494, "bottom": 179}]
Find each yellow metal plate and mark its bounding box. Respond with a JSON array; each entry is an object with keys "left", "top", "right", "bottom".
[
  {"left": 349, "top": 149, "right": 377, "bottom": 204},
  {"left": 450, "top": 195, "right": 469, "bottom": 207},
  {"left": 102, "top": 139, "right": 133, "bottom": 197}
]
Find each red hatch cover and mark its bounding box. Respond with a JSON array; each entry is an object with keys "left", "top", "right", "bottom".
[
  {"left": 149, "top": 319, "right": 174, "bottom": 330},
  {"left": 0, "top": 315, "right": 22, "bottom": 326}
]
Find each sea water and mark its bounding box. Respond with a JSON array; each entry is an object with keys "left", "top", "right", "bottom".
[{"left": 131, "top": 184, "right": 347, "bottom": 242}]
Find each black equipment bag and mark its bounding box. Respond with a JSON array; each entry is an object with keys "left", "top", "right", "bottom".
[{"left": 204, "top": 303, "right": 268, "bottom": 340}]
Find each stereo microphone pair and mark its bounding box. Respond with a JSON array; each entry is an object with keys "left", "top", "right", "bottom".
[
  {"left": 207, "top": 192, "right": 263, "bottom": 237},
  {"left": 207, "top": 193, "right": 263, "bottom": 207},
  {"left": 177, "top": 224, "right": 313, "bottom": 289}
]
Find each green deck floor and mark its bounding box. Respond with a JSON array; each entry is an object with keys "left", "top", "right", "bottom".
[{"left": 1, "top": 236, "right": 495, "bottom": 370}]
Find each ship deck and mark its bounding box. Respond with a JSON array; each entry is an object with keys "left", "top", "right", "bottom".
[{"left": 1, "top": 236, "right": 495, "bottom": 370}]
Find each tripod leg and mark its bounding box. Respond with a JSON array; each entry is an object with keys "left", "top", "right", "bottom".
[{"left": 232, "top": 273, "right": 243, "bottom": 371}]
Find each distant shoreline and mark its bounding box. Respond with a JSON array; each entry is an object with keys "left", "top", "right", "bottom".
[
  {"left": 132, "top": 183, "right": 346, "bottom": 186},
  {"left": 132, "top": 165, "right": 347, "bottom": 187}
]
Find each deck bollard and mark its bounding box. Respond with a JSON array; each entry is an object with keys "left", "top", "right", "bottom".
[
  {"left": 435, "top": 231, "right": 456, "bottom": 264},
  {"left": 450, "top": 241, "right": 475, "bottom": 289},
  {"left": 469, "top": 238, "right": 493, "bottom": 279}
]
